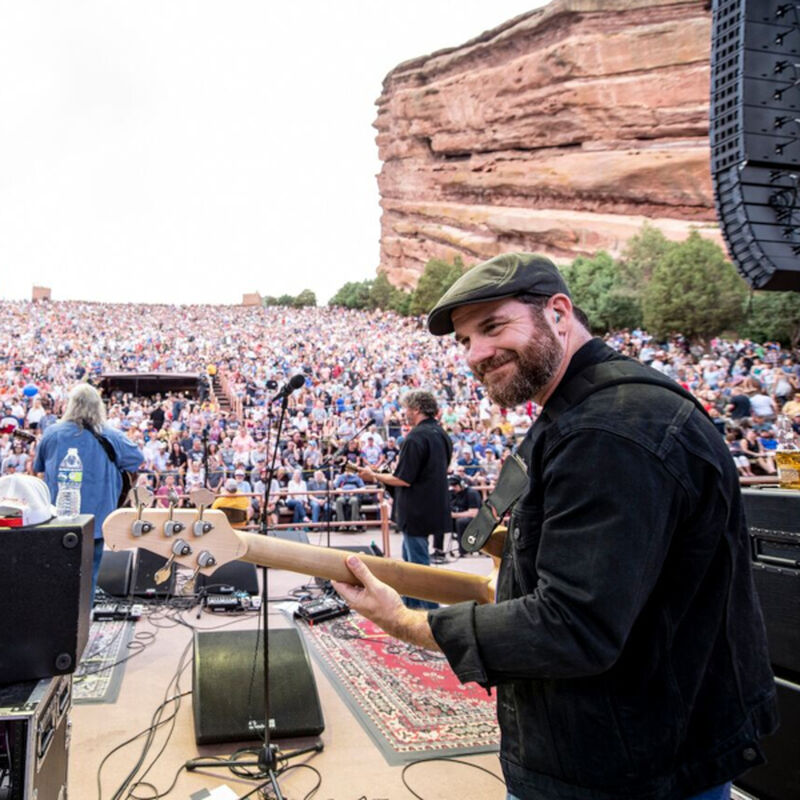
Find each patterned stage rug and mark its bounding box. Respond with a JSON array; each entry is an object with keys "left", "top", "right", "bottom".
[
  {"left": 293, "top": 611, "right": 499, "bottom": 765},
  {"left": 72, "top": 619, "right": 135, "bottom": 704}
]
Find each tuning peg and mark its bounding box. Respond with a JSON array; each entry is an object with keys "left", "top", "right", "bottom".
[
  {"left": 163, "top": 500, "right": 185, "bottom": 538},
  {"left": 193, "top": 505, "right": 214, "bottom": 538},
  {"left": 131, "top": 500, "right": 154, "bottom": 538},
  {"left": 155, "top": 538, "right": 192, "bottom": 585},
  {"left": 183, "top": 550, "right": 217, "bottom": 595}
]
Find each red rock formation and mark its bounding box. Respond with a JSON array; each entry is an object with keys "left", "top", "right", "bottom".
[{"left": 375, "top": 0, "right": 720, "bottom": 289}]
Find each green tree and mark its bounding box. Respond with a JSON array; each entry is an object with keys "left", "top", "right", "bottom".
[
  {"left": 329, "top": 279, "right": 373, "bottom": 309},
  {"left": 561, "top": 252, "right": 642, "bottom": 332},
  {"left": 408, "top": 257, "right": 465, "bottom": 316},
  {"left": 368, "top": 273, "right": 395, "bottom": 309},
  {"left": 739, "top": 291, "right": 800, "bottom": 347},
  {"left": 276, "top": 294, "right": 294, "bottom": 307},
  {"left": 293, "top": 289, "right": 317, "bottom": 308},
  {"left": 642, "top": 231, "right": 747, "bottom": 342},
  {"left": 262, "top": 296, "right": 278, "bottom": 307},
  {"left": 619, "top": 222, "right": 675, "bottom": 289},
  {"left": 389, "top": 288, "right": 412, "bottom": 315},
  {"left": 368, "top": 271, "right": 413, "bottom": 314}
]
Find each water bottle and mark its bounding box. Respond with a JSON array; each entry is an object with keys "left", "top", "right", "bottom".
[{"left": 56, "top": 448, "right": 83, "bottom": 519}]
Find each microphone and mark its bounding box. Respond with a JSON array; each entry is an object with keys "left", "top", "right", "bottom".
[{"left": 270, "top": 373, "right": 306, "bottom": 403}]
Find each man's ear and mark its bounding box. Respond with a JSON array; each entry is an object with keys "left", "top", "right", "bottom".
[{"left": 549, "top": 294, "right": 571, "bottom": 323}]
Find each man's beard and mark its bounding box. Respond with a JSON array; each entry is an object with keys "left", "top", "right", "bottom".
[{"left": 475, "top": 324, "right": 563, "bottom": 408}]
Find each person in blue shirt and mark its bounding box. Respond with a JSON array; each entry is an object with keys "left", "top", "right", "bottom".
[
  {"left": 34, "top": 383, "right": 143, "bottom": 603},
  {"left": 333, "top": 470, "right": 365, "bottom": 528}
]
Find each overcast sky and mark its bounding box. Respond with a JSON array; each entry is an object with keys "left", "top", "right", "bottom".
[{"left": 0, "top": 1, "right": 547, "bottom": 306}]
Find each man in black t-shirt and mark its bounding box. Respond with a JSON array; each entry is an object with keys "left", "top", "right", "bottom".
[
  {"left": 726, "top": 385, "right": 751, "bottom": 421},
  {"left": 357, "top": 390, "right": 452, "bottom": 610},
  {"left": 431, "top": 474, "right": 482, "bottom": 561}
]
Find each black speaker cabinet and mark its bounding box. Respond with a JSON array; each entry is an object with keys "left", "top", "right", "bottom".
[
  {"left": 742, "top": 488, "right": 800, "bottom": 677},
  {"left": 132, "top": 547, "right": 175, "bottom": 598},
  {"left": 0, "top": 675, "right": 72, "bottom": 800},
  {"left": 711, "top": 0, "right": 800, "bottom": 290},
  {"left": 735, "top": 677, "right": 800, "bottom": 800},
  {"left": 97, "top": 549, "right": 134, "bottom": 598},
  {"left": 192, "top": 628, "right": 324, "bottom": 745},
  {"left": 0, "top": 516, "right": 93, "bottom": 684},
  {"left": 195, "top": 562, "right": 259, "bottom": 595}
]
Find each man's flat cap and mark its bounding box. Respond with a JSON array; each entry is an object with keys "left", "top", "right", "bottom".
[{"left": 427, "top": 252, "right": 569, "bottom": 336}]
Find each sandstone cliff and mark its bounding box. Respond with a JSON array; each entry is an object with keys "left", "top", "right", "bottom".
[{"left": 375, "top": 0, "right": 720, "bottom": 289}]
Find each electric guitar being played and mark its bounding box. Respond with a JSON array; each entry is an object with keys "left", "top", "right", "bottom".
[{"left": 102, "top": 489, "right": 504, "bottom": 605}]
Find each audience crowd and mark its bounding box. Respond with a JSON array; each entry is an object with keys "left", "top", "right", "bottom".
[{"left": 2, "top": 300, "right": 799, "bottom": 529}]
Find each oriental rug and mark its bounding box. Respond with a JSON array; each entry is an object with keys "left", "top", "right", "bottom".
[
  {"left": 72, "top": 619, "right": 135, "bottom": 703},
  {"left": 292, "top": 611, "right": 499, "bottom": 765}
]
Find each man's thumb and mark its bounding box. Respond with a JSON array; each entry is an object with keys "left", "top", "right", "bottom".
[{"left": 344, "top": 555, "right": 372, "bottom": 584}]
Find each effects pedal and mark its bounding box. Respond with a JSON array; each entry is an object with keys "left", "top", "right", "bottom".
[
  {"left": 295, "top": 594, "right": 350, "bottom": 625},
  {"left": 204, "top": 592, "right": 251, "bottom": 613},
  {"left": 92, "top": 602, "right": 144, "bottom": 621}
]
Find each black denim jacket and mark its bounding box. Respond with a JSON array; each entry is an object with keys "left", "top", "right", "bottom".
[{"left": 429, "top": 340, "right": 778, "bottom": 799}]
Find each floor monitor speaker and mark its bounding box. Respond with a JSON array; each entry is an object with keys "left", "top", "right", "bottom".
[
  {"left": 97, "top": 549, "right": 134, "bottom": 598},
  {"left": 271, "top": 529, "right": 310, "bottom": 544},
  {"left": 195, "top": 562, "right": 259, "bottom": 595},
  {"left": 0, "top": 516, "right": 93, "bottom": 683},
  {"left": 192, "top": 628, "right": 324, "bottom": 745},
  {"left": 132, "top": 548, "right": 175, "bottom": 597}
]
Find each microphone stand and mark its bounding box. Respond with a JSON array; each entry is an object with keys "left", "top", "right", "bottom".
[
  {"left": 187, "top": 390, "right": 322, "bottom": 799},
  {"left": 201, "top": 426, "right": 210, "bottom": 489},
  {"left": 319, "top": 418, "right": 375, "bottom": 548}
]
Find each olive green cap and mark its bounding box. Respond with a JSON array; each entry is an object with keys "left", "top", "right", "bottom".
[{"left": 427, "top": 252, "right": 570, "bottom": 336}]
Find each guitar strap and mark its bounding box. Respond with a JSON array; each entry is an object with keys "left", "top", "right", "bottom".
[
  {"left": 87, "top": 428, "right": 132, "bottom": 507},
  {"left": 461, "top": 361, "right": 708, "bottom": 553}
]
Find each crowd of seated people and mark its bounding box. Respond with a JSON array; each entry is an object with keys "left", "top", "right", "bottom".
[{"left": 2, "top": 300, "right": 800, "bottom": 545}]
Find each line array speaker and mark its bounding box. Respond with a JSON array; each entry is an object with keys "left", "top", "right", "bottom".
[{"left": 710, "top": 0, "right": 800, "bottom": 289}]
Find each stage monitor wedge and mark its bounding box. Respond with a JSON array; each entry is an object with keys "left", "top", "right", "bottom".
[
  {"left": 192, "top": 629, "right": 324, "bottom": 745},
  {"left": 710, "top": 0, "right": 800, "bottom": 290}
]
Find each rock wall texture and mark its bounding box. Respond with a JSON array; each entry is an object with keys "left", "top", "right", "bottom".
[{"left": 375, "top": 0, "right": 720, "bottom": 289}]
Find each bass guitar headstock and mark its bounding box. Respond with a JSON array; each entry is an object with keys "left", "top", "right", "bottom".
[{"left": 102, "top": 489, "right": 248, "bottom": 594}]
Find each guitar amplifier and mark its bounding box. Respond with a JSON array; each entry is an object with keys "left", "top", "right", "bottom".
[
  {"left": 741, "top": 488, "right": 800, "bottom": 678},
  {"left": 734, "top": 677, "right": 800, "bottom": 800},
  {"left": 736, "top": 489, "right": 800, "bottom": 800},
  {"left": 0, "top": 516, "right": 93, "bottom": 684},
  {"left": 0, "top": 675, "right": 72, "bottom": 800}
]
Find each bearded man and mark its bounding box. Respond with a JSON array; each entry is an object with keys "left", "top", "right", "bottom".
[{"left": 333, "top": 253, "right": 777, "bottom": 800}]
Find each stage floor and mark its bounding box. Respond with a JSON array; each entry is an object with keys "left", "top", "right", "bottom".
[{"left": 68, "top": 528, "right": 506, "bottom": 800}]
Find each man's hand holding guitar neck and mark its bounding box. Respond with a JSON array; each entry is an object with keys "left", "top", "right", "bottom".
[{"left": 332, "top": 556, "right": 440, "bottom": 652}]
